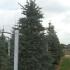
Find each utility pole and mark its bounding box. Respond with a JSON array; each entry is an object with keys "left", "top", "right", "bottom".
[{"left": 14, "top": 29, "right": 19, "bottom": 70}]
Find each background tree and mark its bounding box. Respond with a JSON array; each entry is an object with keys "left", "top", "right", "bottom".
[
  {"left": 0, "top": 31, "right": 8, "bottom": 70},
  {"left": 18, "top": 0, "right": 53, "bottom": 70},
  {"left": 47, "top": 22, "right": 63, "bottom": 66},
  {"left": 10, "top": 29, "right": 15, "bottom": 70}
]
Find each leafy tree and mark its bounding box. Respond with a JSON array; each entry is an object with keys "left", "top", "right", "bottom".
[
  {"left": 18, "top": 0, "right": 53, "bottom": 70},
  {"left": 47, "top": 22, "right": 63, "bottom": 66}
]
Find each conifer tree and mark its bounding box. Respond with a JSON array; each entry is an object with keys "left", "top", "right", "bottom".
[
  {"left": 47, "top": 22, "right": 63, "bottom": 65},
  {"left": 0, "top": 32, "right": 8, "bottom": 70},
  {"left": 10, "top": 30, "right": 15, "bottom": 70},
  {"left": 18, "top": 0, "right": 53, "bottom": 70}
]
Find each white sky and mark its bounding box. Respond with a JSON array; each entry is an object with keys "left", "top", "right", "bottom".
[{"left": 0, "top": 0, "right": 70, "bottom": 44}]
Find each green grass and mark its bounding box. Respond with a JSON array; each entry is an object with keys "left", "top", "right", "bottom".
[{"left": 60, "top": 57, "right": 70, "bottom": 70}]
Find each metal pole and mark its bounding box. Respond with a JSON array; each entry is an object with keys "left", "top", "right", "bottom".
[{"left": 14, "top": 29, "right": 19, "bottom": 70}]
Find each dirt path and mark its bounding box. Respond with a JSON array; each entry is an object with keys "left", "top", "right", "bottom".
[
  {"left": 64, "top": 55, "right": 70, "bottom": 58},
  {"left": 56, "top": 59, "right": 63, "bottom": 70}
]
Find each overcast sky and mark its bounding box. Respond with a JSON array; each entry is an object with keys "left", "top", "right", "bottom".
[{"left": 0, "top": 0, "right": 70, "bottom": 44}]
